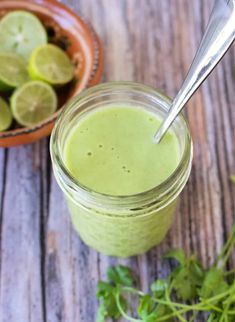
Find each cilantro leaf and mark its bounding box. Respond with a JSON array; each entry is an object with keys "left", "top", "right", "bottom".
[
  {"left": 149, "top": 304, "right": 174, "bottom": 322},
  {"left": 96, "top": 281, "right": 123, "bottom": 320},
  {"left": 164, "top": 248, "right": 187, "bottom": 266},
  {"left": 200, "top": 267, "right": 229, "bottom": 299},
  {"left": 107, "top": 265, "right": 134, "bottom": 286},
  {"left": 171, "top": 257, "right": 204, "bottom": 300},
  {"left": 172, "top": 266, "right": 198, "bottom": 300},
  {"left": 96, "top": 302, "right": 107, "bottom": 322},
  {"left": 96, "top": 281, "right": 114, "bottom": 298},
  {"left": 137, "top": 294, "right": 155, "bottom": 319},
  {"left": 151, "top": 279, "right": 168, "bottom": 298}
]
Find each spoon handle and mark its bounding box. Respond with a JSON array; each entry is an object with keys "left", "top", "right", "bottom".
[{"left": 154, "top": 0, "right": 235, "bottom": 143}]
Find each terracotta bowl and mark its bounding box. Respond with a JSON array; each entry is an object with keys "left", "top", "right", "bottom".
[{"left": 0, "top": 0, "right": 103, "bottom": 147}]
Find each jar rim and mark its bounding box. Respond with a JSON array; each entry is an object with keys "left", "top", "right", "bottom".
[{"left": 50, "top": 81, "right": 192, "bottom": 209}]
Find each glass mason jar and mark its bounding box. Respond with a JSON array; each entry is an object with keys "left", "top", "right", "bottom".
[{"left": 50, "top": 82, "right": 193, "bottom": 257}]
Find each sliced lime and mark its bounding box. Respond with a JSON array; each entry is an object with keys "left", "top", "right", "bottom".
[
  {"left": 0, "top": 97, "right": 12, "bottom": 131},
  {"left": 29, "top": 44, "right": 74, "bottom": 86},
  {"left": 0, "top": 11, "right": 47, "bottom": 61},
  {"left": 11, "top": 81, "right": 57, "bottom": 127},
  {"left": 0, "top": 53, "right": 29, "bottom": 91}
]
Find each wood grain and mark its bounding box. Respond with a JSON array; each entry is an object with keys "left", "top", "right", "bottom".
[
  {"left": 0, "top": 0, "right": 235, "bottom": 321},
  {"left": 0, "top": 144, "right": 44, "bottom": 322}
]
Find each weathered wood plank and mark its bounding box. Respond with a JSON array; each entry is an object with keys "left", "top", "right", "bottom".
[
  {"left": 0, "top": 148, "right": 6, "bottom": 282},
  {"left": 0, "top": 148, "right": 6, "bottom": 226},
  {"left": 44, "top": 1, "right": 235, "bottom": 322},
  {"left": 0, "top": 0, "right": 234, "bottom": 321},
  {"left": 0, "top": 144, "right": 44, "bottom": 322},
  {"left": 0, "top": 149, "right": 6, "bottom": 206}
]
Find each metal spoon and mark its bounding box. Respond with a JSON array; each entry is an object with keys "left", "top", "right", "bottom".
[{"left": 154, "top": 0, "right": 235, "bottom": 143}]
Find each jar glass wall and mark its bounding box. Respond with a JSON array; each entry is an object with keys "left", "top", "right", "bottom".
[{"left": 50, "top": 82, "right": 193, "bottom": 257}]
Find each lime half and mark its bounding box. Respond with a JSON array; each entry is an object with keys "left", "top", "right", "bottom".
[
  {"left": 0, "top": 97, "right": 12, "bottom": 131},
  {"left": 0, "top": 11, "right": 47, "bottom": 61},
  {"left": 11, "top": 81, "right": 57, "bottom": 127},
  {"left": 29, "top": 44, "right": 74, "bottom": 86},
  {"left": 0, "top": 53, "right": 29, "bottom": 91}
]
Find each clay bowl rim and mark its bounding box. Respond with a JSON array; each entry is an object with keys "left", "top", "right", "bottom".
[{"left": 0, "top": 0, "right": 103, "bottom": 141}]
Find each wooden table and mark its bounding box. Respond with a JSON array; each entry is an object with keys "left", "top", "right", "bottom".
[{"left": 0, "top": 1, "right": 234, "bottom": 321}]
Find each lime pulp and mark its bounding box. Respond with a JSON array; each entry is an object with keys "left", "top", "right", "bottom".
[
  {"left": 29, "top": 44, "right": 74, "bottom": 86},
  {"left": 0, "top": 53, "right": 29, "bottom": 91},
  {"left": 0, "top": 97, "right": 12, "bottom": 131},
  {"left": 10, "top": 81, "right": 57, "bottom": 127},
  {"left": 0, "top": 11, "right": 47, "bottom": 61}
]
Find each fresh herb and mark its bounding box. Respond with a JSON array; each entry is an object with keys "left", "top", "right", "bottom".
[
  {"left": 96, "top": 223, "right": 235, "bottom": 321},
  {"left": 96, "top": 266, "right": 134, "bottom": 321}
]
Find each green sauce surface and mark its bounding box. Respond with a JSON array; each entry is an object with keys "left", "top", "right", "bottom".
[{"left": 64, "top": 106, "right": 180, "bottom": 196}]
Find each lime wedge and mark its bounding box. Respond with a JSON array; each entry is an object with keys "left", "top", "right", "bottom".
[
  {"left": 0, "top": 97, "right": 12, "bottom": 131},
  {"left": 11, "top": 81, "right": 57, "bottom": 127},
  {"left": 29, "top": 44, "right": 74, "bottom": 86},
  {"left": 0, "top": 11, "right": 47, "bottom": 61},
  {"left": 0, "top": 53, "right": 29, "bottom": 91}
]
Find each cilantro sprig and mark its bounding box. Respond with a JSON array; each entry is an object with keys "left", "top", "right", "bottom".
[{"left": 96, "top": 223, "right": 235, "bottom": 322}]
